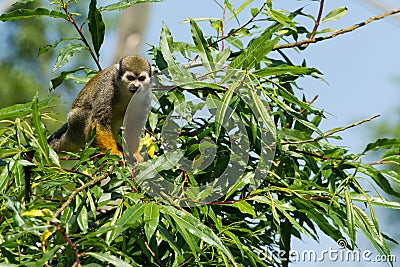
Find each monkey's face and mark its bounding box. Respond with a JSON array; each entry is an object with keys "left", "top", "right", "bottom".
[{"left": 121, "top": 71, "right": 151, "bottom": 93}]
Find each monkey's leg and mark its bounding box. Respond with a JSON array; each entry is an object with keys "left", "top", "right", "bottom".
[{"left": 92, "top": 122, "right": 122, "bottom": 157}]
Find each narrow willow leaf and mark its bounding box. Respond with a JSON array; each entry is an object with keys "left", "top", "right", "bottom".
[
  {"left": 322, "top": 7, "right": 348, "bottom": 23},
  {"left": 234, "top": 200, "right": 256, "bottom": 217},
  {"left": 162, "top": 205, "right": 238, "bottom": 267},
  {"left": 88, "top": 0, "right": 105, "bottom": 57},
  {"left": 254, "top": 65, "right": 321, "bottom": 77},
  {"left": 50, "top": 67, "right": 93, "bottom": 91},
  {"left": 0, "top": 8, "right": 68, "bottom": 21},
  {"left": 293, "top": 199, "right": 344, "bottom": 242},
  {"left": 190, "top": 19, "right": 215, "bottom": 74},
  {"left": 251, "top": 196, "right": 311, "bottom": 237},
  {"left": 351, "top": 194, "right": 400, "bottom": 209},
  {"left": 344, "top": 189, "right": 355, "bottom": 246},
  {"left": 353, "top": 206, "right": 390, "bottom": 256},
  {"left": 266, "top": 8, "right": 296, "bottom": 30},
  {"left": 363, "top": 138, "right": 400, "bottom": 153},
  {"left": 215, "top": 73, "right": 244, "bottom": 139},
  {"left": 53, "top": 43, "right": 86, "bottom": 72},
  {"left": 77, "top": 205, "right": 88, "bottom": 234},
  {"left": 38, "top": 38, "right": 79, "bottom": 56},
  {"left": 107, "top": 203, "right": 145, "bottom": 242},
  {"left": 248, "top": 85, "right": 276, "bottom": 139},
  {"left": 358, "top": 165, "right": 400, "bottom": 197},
  {"left": 230, "top": 24, "right": 281, "bottom": 71},
  {"left": 86, "top": 252, "right": 135, "bottom": 267},
  {"left": 105, "top": 205, "right": 122, "bottom": 245},
  {"left": 0, "top": 97, "right": 57, "bottom": 120},
  {"left": 160, "top": 22, "right": 175, "bottom": 65},
  {"left": 144, "top": 202, "right": 160, "bottom": 241},
  {"left": 159, "top": 23, "right": 192, "bottom": 81},
  {"left": 227, "top": 0, "right": 254, "bottom": 21},
  {"left": 33, "top": 245, "right": 63, "bottom": 267},
  {"left": 99, "top": 0, "right": 163, "bottom": 12},
  {"left": 215, "top": 48, "right": 231, "bottom": 69},
  {"left": 31, "top": 95, "right": 50, "bottom": 163}
]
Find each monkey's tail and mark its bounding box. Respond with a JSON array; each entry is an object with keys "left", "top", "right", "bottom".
[{"left": 47, "top": 123, "right": 68, "bottom": 150}]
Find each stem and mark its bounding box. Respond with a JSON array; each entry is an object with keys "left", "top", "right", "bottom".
[
  {"left": 282, "top": 114, "right": 381, "bottom": 145},
  {"left": 300, "top": 0, "right": 325, "bottom": 50},
  {"left": 61, "top": 0, "right": 102, "bottom": 70},
  {"left": 54, "top": 166, "right": 112, "bottom": 218},
  {"left": 53, "top": 223, "right": 80, "bottom": 267},
  {"left": 273, "top": 8, "right": 400, "bottom": 51}
]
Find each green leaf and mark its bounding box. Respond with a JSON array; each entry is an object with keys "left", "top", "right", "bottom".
[
  {"left": 53, "top": 43, "right": 86, "bottom": 72},
  {"left": 107, "top": 203, "right": 145, "bottom": 243},
  {"left": 266, "top": 8, "right": 296, "bottom": 30},
  {"left": 49, "top": 67, "right": 93, "bottom": 91},
  {"left": 353, "top": 206, "right": 390, "bottom": 256},
  {"left": 26, "top": 245, "right": 63, "bottom": 267},
  {"left": 77, "top": 205, "right": 88, "bottom": 234},
  {"left": 363, "top": 138, "right": 400, "bottom": 153},
  {"left": 143, "top": 202, "right": 160, "bottom": 241},
  {"left": 344, "top": 189, "right": 355, "bottom": 246},
  {"left": 31, "top": 95, "right": 50, "bottom": 163},
  {"left": 351, "top": 194, "right": 400, "bottom": 209},
  {"left": 322, "top": 7, "right": 348, "bottom": 23},
  {"left": 88, "top": 0, "right": 105, "bottom": 58},
  {"left": 234, "top": 200, "right": 256, "bottom": 217},
  {"left": 38, "top": 38, "right": 79, "bottom": 56},
  {"left": 215, "top": 72, "right": 245, "bottom": 139},
  {"left": 358, "top": 165, "right": 400, "bottom": 197},
  {"left": 254, "top": 65, "right": 322, "bottom": 77},
  {"left": 230, "top": 24, "right": 281, "bottom": 71},
  {"left": 161, "top": 205, "right": 238, "bottom": 267},
  {"left": 0, "top": 8, "right": 68, "bottom": 21},
  {"left": 190, "top": 19, "right": 215, "bottom": 74},
  {"left": 99, "top": 0, "right": 163, "bottom": 12},
  {"left": 293, "top": 199, "right": 344, "bottom": 242},
  {"left": 248, "top": 85, "right": 277, "bottom": 140},
  {"left": 86, "top": 252, "right": 135, "bottom": 267},
  {"left": 0, "top": 97, "right": 57, "bottom": 120},
  {"left": 227, "top": 0, "right": 254, "bottom": 21}
]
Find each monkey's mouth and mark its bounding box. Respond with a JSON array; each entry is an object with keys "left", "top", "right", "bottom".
[{"left": 129, "top": 87, "right": 141, "bottom": 93}]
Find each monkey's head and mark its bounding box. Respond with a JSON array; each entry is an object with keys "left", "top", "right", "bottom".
[{"left": 118, "top": 55, "right": 152, "bottom": 93}]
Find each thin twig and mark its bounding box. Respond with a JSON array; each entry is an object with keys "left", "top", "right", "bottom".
[
  {"left": 144, "top": 128, "right": 169, "bottom": 151},
  {"left": 54, "top": 167, "right": 111, "bottom": 218},
  {"left": 281, "top": 114, "right": 381, "bottom": 145},
  {"left": 136, "top": 229, "right": 165, "bottom": 267},
  {"left": 211, "top": 1, "right": 267, "bottom": 47},
  {"left": 61, "top": 0, "right": 102, "bottom": 70},
  {"left": 53, "top": 223, "right": 80, "bottom": 267},
  {"left": 300, "top": 0, "right": 325, "bottom": 50},
  {"left": 300, "top": 95, "right": 319, "bottom": 114},
  {"left": 273, "top": 8, "right": 400, "bottom": 51}
]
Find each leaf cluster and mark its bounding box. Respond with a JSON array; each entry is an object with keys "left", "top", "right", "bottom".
[{"left": 0, "top": 1, "right": 399, "bottom": 266}]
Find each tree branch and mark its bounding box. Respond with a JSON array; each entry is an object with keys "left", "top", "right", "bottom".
[
  {"left": 281, "top": 114, "right": 381, "bottom": 145},
  {"left": 273, "top": 8, "right": 400, "bottom": 51},
  {"left": 300, "top": 0, "right": 325, "bottom": 50},
  {"left": 54, "top": 166, "right": 112, "bottom": 218}
]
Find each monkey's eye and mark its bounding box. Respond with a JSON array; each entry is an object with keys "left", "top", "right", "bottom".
[
  {"left": 138, "top": 76, "right": 146, "bottom": 82},
  {"left": 127, "top": 75, "right": 135, "bottom": 81}
]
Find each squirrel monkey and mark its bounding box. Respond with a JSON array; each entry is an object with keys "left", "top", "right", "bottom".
[{"left": 48, "top": 55, "right": 152, "bottom": 163}]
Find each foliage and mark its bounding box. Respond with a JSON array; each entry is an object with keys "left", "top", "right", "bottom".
[{"left": 1, "top": 0, "right": 400, "bottom": 266}]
